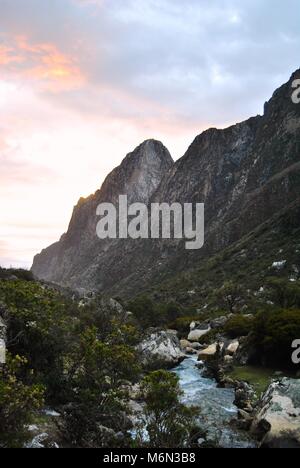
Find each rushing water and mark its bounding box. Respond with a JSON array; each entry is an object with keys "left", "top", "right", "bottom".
[{"left": 172, "top": 356, "right": 257, "bottom": 448}]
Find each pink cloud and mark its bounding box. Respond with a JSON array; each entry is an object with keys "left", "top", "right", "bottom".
[
  {"left": 0, "top": 34, "right": 86, "bottom": 92},
  {"left": 0, "top": 45, "right": 24, "bottom": 65}
]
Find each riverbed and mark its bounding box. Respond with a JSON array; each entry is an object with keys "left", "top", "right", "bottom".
[{"left": 172, "top": 356, "right": 257, "bottom": 448}]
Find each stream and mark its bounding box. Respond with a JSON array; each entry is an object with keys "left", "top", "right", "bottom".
[{"left": 172, "top": 356, "right": 257, "bottom": 448}]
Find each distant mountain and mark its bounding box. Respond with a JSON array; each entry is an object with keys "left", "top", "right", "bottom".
[{"left": 32, "top": 69, "right": 300, "bottom": 296}]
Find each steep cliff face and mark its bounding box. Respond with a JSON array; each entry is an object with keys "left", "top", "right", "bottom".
[
  {"left": 31, "top": 139, "right": 173, "bottom": 292},
  {"left": 32, "top": 70, "right": 300, "bottom": 296}
]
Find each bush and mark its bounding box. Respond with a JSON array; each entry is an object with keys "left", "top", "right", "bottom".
[
  {"left": 0, "top": 355, "right": 44, "bottom": 448},
  {"left": 198, "top": 328, "right": 220, "bottom": 345},
  {"left": 215, "top": 282, "right": 245, "bottom": 313},
  {"left": 265, "top": 278, "right": 300, "bottom": 309},
  {"left": 128, "top": 296, "right": 183, "bottom": 329},
  {"left": 251, "top": 309, "right": 300, "bottom": 368},
  {"left": 224, "top": 315, "right": 254, "bottom": 339},
  {"left": 0, "top": 268, "right": 34, "bottom": 282},
  {"left": 168, "top": 316, "right": 196, "bottom": 337},
  {"left": 59, "top": 326, "right": 140, "bottom": 447},
  {"left": 0, "top": 280, "right": 76, "bottom": 401},
  {"left": 128, "top": 296, "right": 162, "bottom": 328},
  {"left": 139, "top": 370, "right": 201, "bottom": 448},
  {"left": 0, "top": 278, "right": 143, "bottom": 447}
]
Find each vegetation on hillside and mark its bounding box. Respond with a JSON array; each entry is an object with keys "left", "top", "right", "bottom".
[
  {"left": 1, "top": 207, "right": 299, "bottom": 448},
  {"left": 139, "top": 370, "right": 201, "bottom": 448},
  {"left": 0, "top": 270, "right": 199, "bottom": 448}
]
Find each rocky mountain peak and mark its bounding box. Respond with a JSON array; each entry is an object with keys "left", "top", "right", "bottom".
[
  {"left": 31, "top": 138, "right": 174, "bottom": 284},
  {"left": 32, "top": 69, "right": 300, "bottom": 295},
  {"left": 263, "top": 68, "right": 300, "bottom": 117},
  {"left": 99, "top": 138, "right": 173, "bottom": 205}
]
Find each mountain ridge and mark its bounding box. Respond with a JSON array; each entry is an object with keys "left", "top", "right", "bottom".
[{"left": 32, "top": 69, "right": 300, "bottom": 296}]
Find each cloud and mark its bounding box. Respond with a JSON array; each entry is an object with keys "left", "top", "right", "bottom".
[
  {"left": 0, "top": 44, "right": 24, "bottom": 65},
  {"left": 0, "top": 34, "right": 85, "bottom": 92},
  {"left": 0, "top": 155, "right": 58, "bottom": 186},
  {"left": 1, "top": 0, "right": 299, "bottom": 125},
  {"left": 0, "top": 0, "right": 299, "bottom": 267}
]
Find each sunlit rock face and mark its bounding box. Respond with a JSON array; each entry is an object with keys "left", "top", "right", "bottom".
[
  {"left": 32, "top": 70, "right": 300, "bottom": 296},
  {"left": 137, "top": 329, "right": 185, "bottom": 369},
  {"left": 31, "top": 139, "right": 174, "bottom": 293},
  {"left": 252, "top": 378, "right": 300, "bottom": 448}
]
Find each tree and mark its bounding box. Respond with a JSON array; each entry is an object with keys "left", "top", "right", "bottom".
[
  {"left": 224, "top": 315, "right": 254, "bottom": 338},
  {"left": 0, "top": 355, "right": 44, "bottom": 448},
  {"left": 60, "top": 326, "right": 140, "bottom": 448},
  {"left": 0, "top": 279, "right": 76, "bottom": 402},
  {"left": 265, "top": 278, "right": 300, "bottom": 309},
  {"left": 249, "top": 308, "right": 300, "bottom": 368},
  {"left": 140, "top": 370, "right": 201, "bottom": 448},
  {"left": 216, "top": 281, "right": 244, "bottom": 313},
  {"left": 128, "top": 296, "right": 164, "bottom": 328}
]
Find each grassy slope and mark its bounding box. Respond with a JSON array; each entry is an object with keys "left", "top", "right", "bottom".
[{"left": 141, "top": 202, "right": 300, "bottom": 311}]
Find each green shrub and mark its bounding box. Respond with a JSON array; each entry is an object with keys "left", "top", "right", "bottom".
[
  {"left": 224, "top": 315, "right": 254, "bottom": 339},
  {"left": 128, "top": 296, "right": 163, "bottom": 328},
  {"left": 215, "top": 282, "right": 245, "bottom": 313},
  {"left": 0, "top": 355, "right": 44, "bottom": 448},
  {"left": 0, "top": 280, "right": 76, "bottom": 401},
  {"left": 59, "top": 327, "right": 140, "bottom": 448},
  {"left": 128, "top": 296, "right": 183, "bottom": 329},
  {"left": 265, "top": 278, "right": 300, "bottom": 309},
  {"left": 198, "top": 328, "right": 220, "bottom": 345},
  {"left": 0, "top": 268, "right": 34, "bottom": 282},
  {"left": 251, "top": 309, "right": 300, "bottom": 368},
  {"left": 139, "top": 370, "right": 201, "bottom": 448},
  {"left": 168, "top": 316, "right": 196, "bottom": 338}
]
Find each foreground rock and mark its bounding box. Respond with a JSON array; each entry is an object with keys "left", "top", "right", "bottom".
[
  {"left": 188, "top": 327, "right": 211, "bottom": 342},
  {"left": 251, "top": 378, "right": 300, "bottom": 448},
  {"left": 25, "top": 409, "right": 62, "bottom": 449},
  {"left": 198, "top": 340, "right": 239, "bottom": 361},
  {"left": 137, "top": 329, "right": 185, "bottom": 369},
  {"left": 198, "top": 342, "right": 224, "bottom": 360}
]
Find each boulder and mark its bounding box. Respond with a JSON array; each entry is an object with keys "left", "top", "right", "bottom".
[
  {"left": 188, "top": 327, "right": 211, "bottom": 342},
  {"left": 251, "top": 378, "right": 300, "bottom": 448},
  {"left": 234, "top": 381, "right": 255, "bottom": 410},
  {"left": 137, "top": 330, "right": 185, "bottom": 369},
  {"left": 210, "top": 315, "right": 231, "bottom": 329},
  {"left": 186, "top": 347, "right": 198, "bottom": 355},
  {"left": 180, "top": 339, "right": 192, "bottom": 350},
  {"left": 224, "top": 355, "right": 233, "bottom": 364},
  {"left": 237, "top": 409, "right": 254, "bottom": 431},
  {"left": 191, "top": 342, "right": 202, "bottom": 350},
  {"left": 0, "top": 339, "right": 5, "bottom": 364},
  {"left": 234, "top": 336, "right": 258, "bottom": 366},
  {"left": 0, "top": 316, "right": 6, "bottom": 339},
  {"left": 198, "top": 342, "right": 224, "bottom": 360},
  {"left": 238, "top": 409, "right": 253, "bottom": 422},
  {"left": 226, "top": 340, "right": 239, "bottom": 356},
  {"left": 166, "top": 329, "right": 178, "bottom": 336},
  {"left": 0, "top": 315, "right": 7, "bottom": 365}
]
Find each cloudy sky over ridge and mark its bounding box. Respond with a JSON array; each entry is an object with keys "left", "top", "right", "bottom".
[{"left": 0, "top": 0, "right": 299, "bottom": 267}]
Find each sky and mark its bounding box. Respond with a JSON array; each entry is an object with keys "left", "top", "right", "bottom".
[{"left": 0, "top": 0, "right": 299, "bottom": 269}]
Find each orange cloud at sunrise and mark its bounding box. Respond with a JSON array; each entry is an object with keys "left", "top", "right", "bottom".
[
  {"left": 0, "top": 35, "right": 85, "bottom": 92},
  {"left": 0, "top": 44, "right": 24, "bottom": 65}
]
